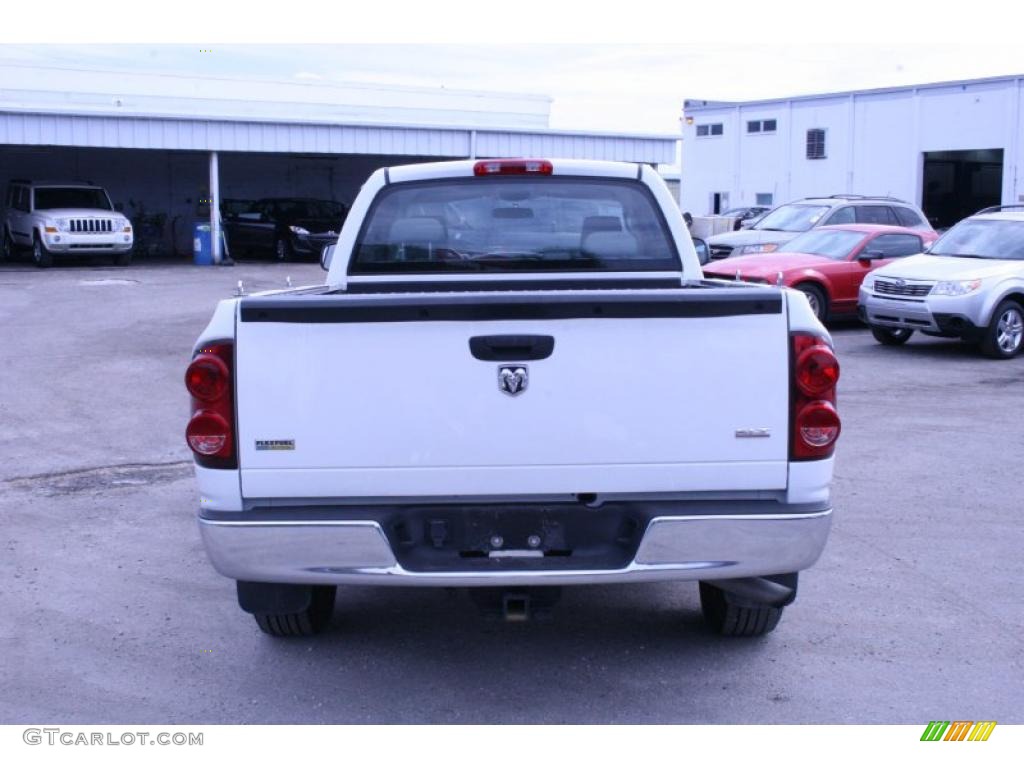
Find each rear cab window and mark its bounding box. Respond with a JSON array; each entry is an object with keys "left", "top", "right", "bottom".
[{"left": 349, "top": 177, "right": 680, "bottom": 274}]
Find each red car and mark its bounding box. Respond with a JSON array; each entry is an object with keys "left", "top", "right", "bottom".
[{"left": 702, "top": 224, "right": 939, "bottom": 321}]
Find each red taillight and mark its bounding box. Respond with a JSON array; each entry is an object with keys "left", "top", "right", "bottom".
[
  {"left": 186, "top": 410, "right": 230, "bottom": 455},
  {"left": 185, "top": 353, "right": 229, "bottom": 401},
  {"left": 473, "top": 159, "right": 553, "bottom": 176},
  {"left": 795, "top": 344, "right": 840, "bottom": 397},
  {"left": 795, "top": 401, "right": 841, "bottom": 448},
  {"left": 791, "top": 334, "right": 841, "bottom": 460},
  {"left": 186, "top": 342, "right": 236, "bottom": 468}
]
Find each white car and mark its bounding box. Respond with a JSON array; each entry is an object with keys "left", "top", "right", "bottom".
[
  {"left": 2, "top": 180, "right": 134, "bottom": 267},
  {"left": 859, "top": 206, "right": 1024, "bottom": 358},
  {"left": 707, "top": 195, "right": 933, "bottom": 260},
  {"left": 187, "top": 158, "right": 841, "bottom": 638}
]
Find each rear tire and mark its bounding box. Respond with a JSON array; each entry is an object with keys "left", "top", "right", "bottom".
[
  {"left": 870, "top": 326, "right": 913, "bottom": 346},
  {"left": 796, "top": 283, "right": 828, "bottom": 323},
  {"left": 253, "top": 585, "right": 336, "bottom": 637},
  {"left": 980, "top": 300, "right": 1024, "bottom": 359},
  {"left": 699, "top": 581, "right": 783, "bottom": 637},
  {"left": 32, "top": 233, "right": 53, "bottom": 268}
]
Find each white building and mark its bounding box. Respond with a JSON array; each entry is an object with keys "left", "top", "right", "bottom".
[
  {"left": 0, "top": 63, "right": 678, "bottom": 257},
  {"left": 681, "top": 75, "right": 1024, "bottom": 229}
]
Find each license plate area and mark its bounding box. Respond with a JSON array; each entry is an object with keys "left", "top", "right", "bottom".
[{"left": 384, "top": 503, "right": 650, "bottom": 572}]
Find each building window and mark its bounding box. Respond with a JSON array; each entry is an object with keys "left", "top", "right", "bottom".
[
  {"left": 806, "top": 128, "right": 827, "bottom": 159},
  {"left": 755, "top": 193, "right": 773, "bottom": 206},
  {"left": 746, "top": 119, "right": 777, "bottom": 134},
  {"left": 697, "top": 123, "right": 723, "bottom": 137}
]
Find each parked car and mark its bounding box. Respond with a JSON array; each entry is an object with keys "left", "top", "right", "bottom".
[
  {"left": 224, "top": 197, "right": 347, "bottom": 261},
  {"left": 188, "top": 158, "right": 840, "bottom": 639},
  {"left": 220, "top": 198, "right": 255, "bottom": 218},
  {"left": 1, "top": 179, "right": 134, "bottom": 267},
  {"left": 719, "top": 205, "right": 771, "bottom": 231},
  {"left": 706, "top": 194, "right": 933, "bottom": 260},
  {"left": 859, "top": 205, "right": 1024, "bottom": 358},
  {"left": 703, "top": 224, "right": 938, "bottom": 321}
]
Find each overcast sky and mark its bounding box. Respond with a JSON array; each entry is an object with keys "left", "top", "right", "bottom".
[{"left": 2, "top": 43, "right": 1024, "bottom": 134}]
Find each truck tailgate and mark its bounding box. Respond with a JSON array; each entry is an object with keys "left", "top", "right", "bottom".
[{"left": 235, "top": 289, "right": 790, "bottom": 499}]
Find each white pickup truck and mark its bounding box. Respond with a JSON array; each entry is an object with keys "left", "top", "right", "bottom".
[{"left": 187, "top": 158, "right": 841, "bottom": 639}]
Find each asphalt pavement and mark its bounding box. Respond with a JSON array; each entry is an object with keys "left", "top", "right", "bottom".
[{"left": 1, "top": 258, "right": 1021, "bottom": 724}]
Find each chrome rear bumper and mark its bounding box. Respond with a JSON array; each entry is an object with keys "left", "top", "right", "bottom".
[{"left": 198, "top": 504, "right": 832, "bottom": 587}]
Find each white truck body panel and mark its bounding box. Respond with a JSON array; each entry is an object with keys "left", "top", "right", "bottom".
[{"left": 235, "top": 304, "right": 790, "bottom": 499}]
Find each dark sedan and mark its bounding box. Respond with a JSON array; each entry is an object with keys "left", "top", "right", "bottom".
[{"left": 225, "top": 198, "right": 348, "bottom": 261}]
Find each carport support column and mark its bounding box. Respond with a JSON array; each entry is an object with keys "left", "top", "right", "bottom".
[{"left": 209, "top": 151, "right": 222, "bottom": 264}]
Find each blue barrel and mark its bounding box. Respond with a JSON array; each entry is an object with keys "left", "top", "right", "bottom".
[
  {"left": 193, "top": 223, "right": 213, "bottom": 265},
  {"left": 193, "top": 223, "right": 228, "bottom": 265}
]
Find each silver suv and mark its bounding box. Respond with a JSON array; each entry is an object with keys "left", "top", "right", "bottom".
[
  {"left": 2, "top": 180, "right": 134, "bottom": 268},
  {"left": 707, "top": 194, "right": 932, "bottom": 260},
  {"left": 859, "top": 206, "right": 1024, "bottom": 358}
]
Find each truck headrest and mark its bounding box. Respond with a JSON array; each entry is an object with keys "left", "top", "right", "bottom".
[
  {"left": 388, "top": 216, "right": 447, "bottom": 245},
  {"left": 580, "top": 230, "right": 638, "bottom": 260}
]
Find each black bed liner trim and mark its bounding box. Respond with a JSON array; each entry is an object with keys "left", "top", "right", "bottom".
[
  {"left": 345, "top": 278, "right": 684, "bottom": 293},
  {"left": 239, "top": 289, "right": 783, "bottom": 323}
]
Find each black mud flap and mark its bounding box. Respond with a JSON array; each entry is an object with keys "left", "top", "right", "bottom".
[
  {"left": 704, "top": 572, "right": 799, "bottom": 608},
  {"left": 236, "top": 581, "right": 318, "bottom": 615}
]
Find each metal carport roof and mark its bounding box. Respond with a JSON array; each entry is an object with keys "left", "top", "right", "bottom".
[{"left": 0, "top": 110, "right": 678, "bottom": 164}]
